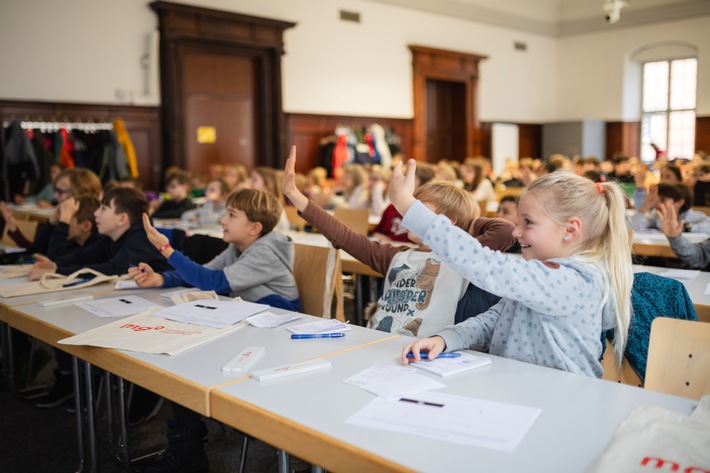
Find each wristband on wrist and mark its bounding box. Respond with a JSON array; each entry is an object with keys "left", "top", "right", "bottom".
[{"left": 158, "top": 243, "right": 172, "bottom": 254}]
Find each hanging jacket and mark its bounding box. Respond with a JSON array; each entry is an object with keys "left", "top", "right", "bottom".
[
  {"left": 2, "top": 120, "right": 40, "bottom": 200},
  {"left": 113, "top": 117, "right": 139, "bottom": 178}
]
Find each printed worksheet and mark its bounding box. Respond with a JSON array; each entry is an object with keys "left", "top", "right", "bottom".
[
  {"left": 153, "top": 299, "right": 269, "bottom": 328},
  {"left": 75, "top": 295, "right": 156, "bottom": 318}
]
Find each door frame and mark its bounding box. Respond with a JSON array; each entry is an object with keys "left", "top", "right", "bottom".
[
  {"left": 151, "top": 1, "right": 294, "bottom": 177},
  {"left": 409, "top": 45, "right": 487, "bottom": 163}
]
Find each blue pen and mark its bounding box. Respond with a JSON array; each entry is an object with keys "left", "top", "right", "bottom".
[
  {"left": 291, "top": 333, "right": 345, "bottom": 339},
  {"left": 406, "top": 352, "right": 461, "bottom": 359}
]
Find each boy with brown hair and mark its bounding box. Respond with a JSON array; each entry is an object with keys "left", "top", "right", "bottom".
[
  {"left": 150, "top": 169, "right": 196, "bottom": 219},
  {"left": 129, "top": 188, "right": 299, "bottom": 473},
  {"left": 29, "top": 187, "right": 173, "bottom": 280},
  {"left": 46, "top": 194, "right": 101, "bottom": 259}
]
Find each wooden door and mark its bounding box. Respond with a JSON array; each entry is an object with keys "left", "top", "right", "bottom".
[
  {"left": 183, "top": 48, "right": 257, "bottom": 174},
  {"left": 426, "top": 79, "right": 466, "bottom": 163}
]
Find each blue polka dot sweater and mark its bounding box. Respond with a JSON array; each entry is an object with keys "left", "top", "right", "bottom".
[{"left": 402, "top": 201, "right": 617, "bottom": 377}]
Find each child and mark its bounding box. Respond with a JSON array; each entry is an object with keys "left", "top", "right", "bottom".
[
  {"left": 283, "top": 146, "right": 515, "bottom": 338},
  {"left": 33, "top": 195, "right": 100, "bottom": 408},
  {"left": 249, "top": 166, "right": 291, "bottom": 232},
  {"left": 656, "top": 199, "right": 710, "bottom": 270},
  {"left": 31, "top": 188, "right": 171, "bottom": 409},
  {"left": 629, "top": 181, "right": 710, "bottom": 234},
  {"left": 129, "top": 188, "right": 299, "bottom": 473},
  {"left": 391, "top": 161, "right": 632, "bottom": 378},
  {"left": 150, "top": 169, "right": 196, "bottom": 219},
  {"left": 46, "top": 195, "right": 101, "bottom": 260},
  {"left": 129, "top": 188, "right": 299, "bottom": 311},
  {"left": 372, "top": 162, "right": 436, "bottom": 243},
  {"left": 2, "top": 167, "right": 102, "bottom": 253},
  {"left": 181, "top": 177, "right": 229, "bottom": 225},
  {"left": 28, "top": 187, "right": 173, "bottom": 280},
  {"left": 495, "top": 195, "right": 521, "bottom": 253}
]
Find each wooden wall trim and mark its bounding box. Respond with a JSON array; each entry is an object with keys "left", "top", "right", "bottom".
[
  {"left": 409, "top": 45, "right": 487, "bottom": 163},
  {"left": 696, "top": 116, "right": 710, "bottom": 155},
  {"left": 285, "top": 113, "right": 413, "bottom": 174},
  {"left": 0, "top": 99, "right": 161, "bottom": 190}
]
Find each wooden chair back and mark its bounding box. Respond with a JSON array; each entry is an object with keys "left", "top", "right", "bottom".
[
  {"left": 284, "top": 206, "right": 307, "bottom": 232},
  {"left": 293, "top": 243, "right": 345, "bottom": 321},
  {"left": 600, "top": 342, "right": 642, "bottom": 387},
  {"left": 645, "top": 318, "right": 710, "bottom": 400},
  {"left": 333, "top": 208, "right": 370, "bottom": 236},
  {"left": 495, "top": 183, "right": 524, "bottom": 201},
  {"left": 691, "top": 206, "right": 710, "bottom": 216},
  {"left": 2, "top": 219, "right": 39, "bottom": 248}
]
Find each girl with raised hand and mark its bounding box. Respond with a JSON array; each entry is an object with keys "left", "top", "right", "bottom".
[{"left": 391, "top": 160, "right": 632, "bottom": 377}]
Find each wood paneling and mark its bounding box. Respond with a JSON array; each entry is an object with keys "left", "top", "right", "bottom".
[
  {"left": 151, "top": 1, "right": 294, "bottom": 172},
  {"left": 606, "top": 121, "right": 640, "bottom": 159},
  {"left": 696, "top": 116, "right": 710, "bottom": 155},
  {"left": 409, "top": 45, "right": 487, "bottom": 163},
  {"left": 518, "top": 123, "right": 542, "bottom": 159},
  {"left": 0, "top": 99, "right": 161, "bottom": 189},
  {"left": 285, "top": 113, "right": 413, "bottom": 174}
]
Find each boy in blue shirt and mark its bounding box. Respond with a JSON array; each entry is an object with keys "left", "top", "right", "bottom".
[
  {"left": 129, "top": 188, "right": 299, "bottom": 473},
  {"left": 130, "top": 188, "right": 299, "bottom": 311}
]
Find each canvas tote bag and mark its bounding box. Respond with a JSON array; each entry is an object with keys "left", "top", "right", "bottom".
[{"left": 0, "top": 268, "right": 123, "bottom": 298}]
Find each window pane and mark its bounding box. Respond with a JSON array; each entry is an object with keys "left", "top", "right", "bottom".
[
  {"left": 643, "top": 62, "right": 669, "bottom": 112},
  {"left": 668, "top": 110, "right": 695, "bottom": 159},
  {"left": 670, "top": 58, "right": 697, "bottom": 110},
  {"left": 641, "top": 113, "right": 667, "bottom": 162}
]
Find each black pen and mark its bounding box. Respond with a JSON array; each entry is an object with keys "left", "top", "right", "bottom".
[{"left": 399, "top": 397, "right": 444, "bottom": 408}]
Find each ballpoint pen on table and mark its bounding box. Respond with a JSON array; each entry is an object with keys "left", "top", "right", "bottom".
[
  {"left": 291, "top": 333, "right": 346, "bottom": 339},
  {"left": 406, "top": 352, "right": 461, "bottom": 359}
]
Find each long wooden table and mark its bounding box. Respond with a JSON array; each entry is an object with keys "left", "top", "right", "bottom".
[{"left": 632, "top": 231, "right": 708, "bottom": 259}]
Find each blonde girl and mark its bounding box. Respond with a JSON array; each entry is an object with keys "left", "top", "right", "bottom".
[{"left": 391, "top": 162, "right": 632, "bottom": 378}]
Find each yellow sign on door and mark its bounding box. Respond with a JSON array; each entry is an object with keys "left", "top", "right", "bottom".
[{"left": 196, "top": 126, "right": 216, "bottom": 144}]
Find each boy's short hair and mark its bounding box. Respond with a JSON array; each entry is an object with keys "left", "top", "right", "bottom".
[
  {"left": 499, "top": 195, "right": 519, "bottom": 206},
  {"left": 73, "top": 195, "right": 101, "bottom": 228},
  {"left": 657, "top": 181, "right": 693, "bottom": 213},
  {"left": 166, "top": 169, "right": 192, "bottom": 186},
  {"left": 414, "top": 182, "right": 477, "bottom": 230},
  {"left": 226, "top": 188, "right": 282, "bottom": 236},
  {"left": 102, "top": 188, "right": 148, "bottom": 226}
]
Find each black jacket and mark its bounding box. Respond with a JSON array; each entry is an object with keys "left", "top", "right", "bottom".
[{"left": 55, "top": 222, "right": 173, "bottom": 276}]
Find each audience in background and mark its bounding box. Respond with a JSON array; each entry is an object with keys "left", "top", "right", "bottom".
[{"left": 150, "top": 170, "right": 196, "bottom": 219}]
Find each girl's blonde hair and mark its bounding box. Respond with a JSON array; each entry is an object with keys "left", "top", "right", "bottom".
[
  {"left": 524, "top": 172, "right": 632, "bottom": 361},
  {"left": 415, "top": 181, "right": 478, "bottom": 230},
  {"left": 254, "top": 166, "right": 285, "bottom": 205}
]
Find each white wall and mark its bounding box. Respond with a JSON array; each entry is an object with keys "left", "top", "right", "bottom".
[
  {"left": 0, "top": 0, "right": 707, "bottom": 123},
  {"left": 557, "top": 16, "right": 710, "bottom": 121}
]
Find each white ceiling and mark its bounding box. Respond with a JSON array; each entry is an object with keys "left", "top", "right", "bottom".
[{"left": 363, "top": 0, "right": 710, "bottom": 36}]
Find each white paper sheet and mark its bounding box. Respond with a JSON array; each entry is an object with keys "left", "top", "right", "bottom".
[
  {"left": 287, "top": 319, "right": 350, "bottom": 335},
  {"left": 153, "top": 299, "right": 269, "bottom": 329},
  {"left": 114, "top": 279, "right": 139, "bottom": 290},
  {"left": 347, "top": 391, "right": 541, "bottom": 452},
  {"left": 247, "top": 311, "right": 300, "bottom": 328},
  {"left": 343, "top": 364, "right": 445, "bottom": 399},
  {"left": 75, "top": 295, "right": 157, "bottom": 318}
]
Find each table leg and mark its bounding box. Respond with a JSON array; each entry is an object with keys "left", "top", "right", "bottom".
[{"left": 72, "top": 356, "right": 86, "bottom": 473}]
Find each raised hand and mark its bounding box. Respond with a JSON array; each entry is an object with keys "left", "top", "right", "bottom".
[
  {"left": 127, "top": 262, "right": 164, "bottom": 287},
  {"left": 657, "top": 200, "right": 684, "bottom": 239},
  {"left": 58, "top": 197, "right": 80, "bottom": 224},
  {"left": 388, "top": 159, "right": 418, "bottom": 216},
  {"left": 142, "top": 213, "right": 169, "bottom": 248},
  {"left": 282, "top": 145, "right": 309, "bottom": 212}
]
